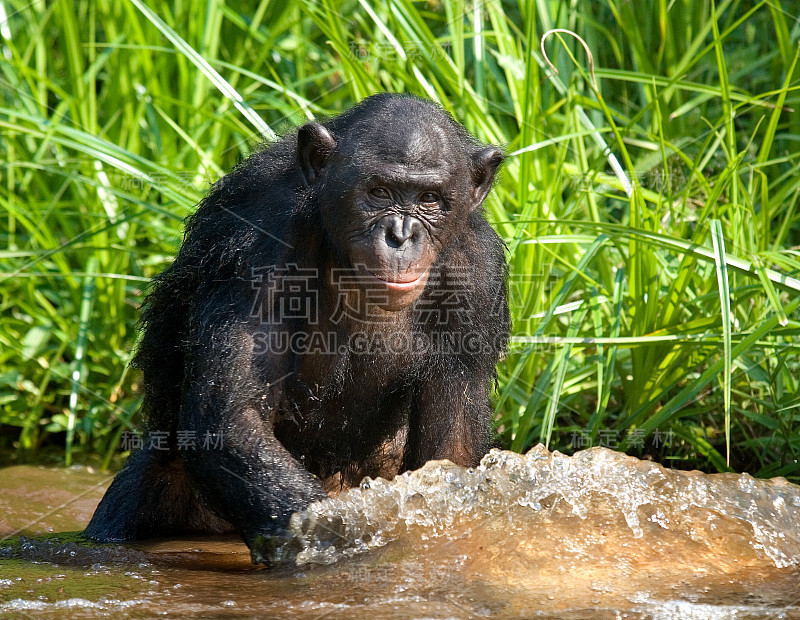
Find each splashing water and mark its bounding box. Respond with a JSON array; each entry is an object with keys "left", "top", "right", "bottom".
[
  {"left": 3, "top": 447, "right": 800, "bottom": 617},
  {"left": 288, "top": 445, "right": 800, "bottom": 568}
]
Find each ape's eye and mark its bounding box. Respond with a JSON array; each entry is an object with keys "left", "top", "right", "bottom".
[
  {"left": 420, "top": 192, "right": 440, "bottom": 205},
  {"left": 369, "top": 187, "right": 391, "bottom": 199}
]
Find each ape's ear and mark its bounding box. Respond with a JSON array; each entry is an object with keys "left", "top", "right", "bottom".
[
  {"left": 298, "top": 122, "right": 337, "bottom": 185},
  {"left": 470, "top": 147, "right": 504, "bottom": 210}
]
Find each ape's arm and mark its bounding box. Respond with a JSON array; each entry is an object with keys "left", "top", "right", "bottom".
[{"left": 178, "top": 306, "right": 326, "bottom": 564}]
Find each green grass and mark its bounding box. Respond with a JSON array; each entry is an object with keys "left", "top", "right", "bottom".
[{"left": 0, "top": 0, "right": 799, "bottom": 478}]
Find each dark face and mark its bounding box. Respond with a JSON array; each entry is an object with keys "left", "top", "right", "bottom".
[{"left": 298, "top": 100, "right": 503, "bottom": 311}]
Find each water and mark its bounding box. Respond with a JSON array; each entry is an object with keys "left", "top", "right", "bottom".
[{"left": 2, "top": 446, "right": 799, "bottom": 618}]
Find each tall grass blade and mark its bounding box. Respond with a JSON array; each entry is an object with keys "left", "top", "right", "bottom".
[{"left": 710, "top": 219, "right": 731, "bottom": 464}]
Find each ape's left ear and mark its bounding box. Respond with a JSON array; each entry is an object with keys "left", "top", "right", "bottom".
[
  {"left": 470, "top": 147, "right": 504, "bottom": 210},
  {"left": 298, "top": 122, "right": 337, "bottom": 185}
]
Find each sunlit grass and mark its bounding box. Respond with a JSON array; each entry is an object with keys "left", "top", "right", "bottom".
[{"left": 0, "top": 0, "right": 798, "bottom": 477}]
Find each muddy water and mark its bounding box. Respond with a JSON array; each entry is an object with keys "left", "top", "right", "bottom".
[{"left": 1, "top": 446, "right": 800, "bottom": 619}]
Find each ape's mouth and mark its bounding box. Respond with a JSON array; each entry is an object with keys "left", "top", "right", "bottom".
[
  {"left": 347, "top": 264, "right": 431, "bottom": 310},
  {"left": 367, "top": 269, "right": 428, "bottom": 291},
  {"left": 365, "top": 268, "right": 429, "bottom": 292},
  {"left": 342, "top": 260, "right": 433, "bottom": 310}
]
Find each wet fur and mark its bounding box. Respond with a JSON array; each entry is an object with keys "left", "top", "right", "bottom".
[{"left": 85, "top": 94, "right": 509, "bottom": 556}]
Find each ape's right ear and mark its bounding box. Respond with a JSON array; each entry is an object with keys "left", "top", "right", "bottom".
[{"left": 297, "top": 123, "right": 336, "bottom": 185}]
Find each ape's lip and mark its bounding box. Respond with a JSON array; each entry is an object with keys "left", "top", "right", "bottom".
[{"left": 365, "top": 268, "right": 429, "bottom": 292}]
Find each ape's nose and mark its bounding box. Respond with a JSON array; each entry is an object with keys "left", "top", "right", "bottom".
[{"left": 384, "top": 215, "right": 421, "bottom": 248}]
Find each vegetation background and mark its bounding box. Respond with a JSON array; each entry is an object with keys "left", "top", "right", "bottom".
[{"left": 1, "top": 0, "right": 798, "bottom": 479}]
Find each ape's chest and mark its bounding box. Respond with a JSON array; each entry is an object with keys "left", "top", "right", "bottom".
[{"left": 271, "top": 347, "right": 418, "bottom": 470}]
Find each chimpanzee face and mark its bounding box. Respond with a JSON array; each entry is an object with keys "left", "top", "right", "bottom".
[{"left": 298, "top": 107, "right": 502, "bottom": 310}]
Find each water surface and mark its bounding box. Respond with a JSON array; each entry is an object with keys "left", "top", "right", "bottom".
[{"left": 2, "top": 446, "right": 799, "bottom": 618}]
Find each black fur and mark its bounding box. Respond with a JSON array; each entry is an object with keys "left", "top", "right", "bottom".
[{"left": 85, "top": 94, "right": 510, "bottom": 564}]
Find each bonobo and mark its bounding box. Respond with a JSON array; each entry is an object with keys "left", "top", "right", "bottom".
[{"left": 85, "top": 93, "right": 509, "bottom": 564}]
